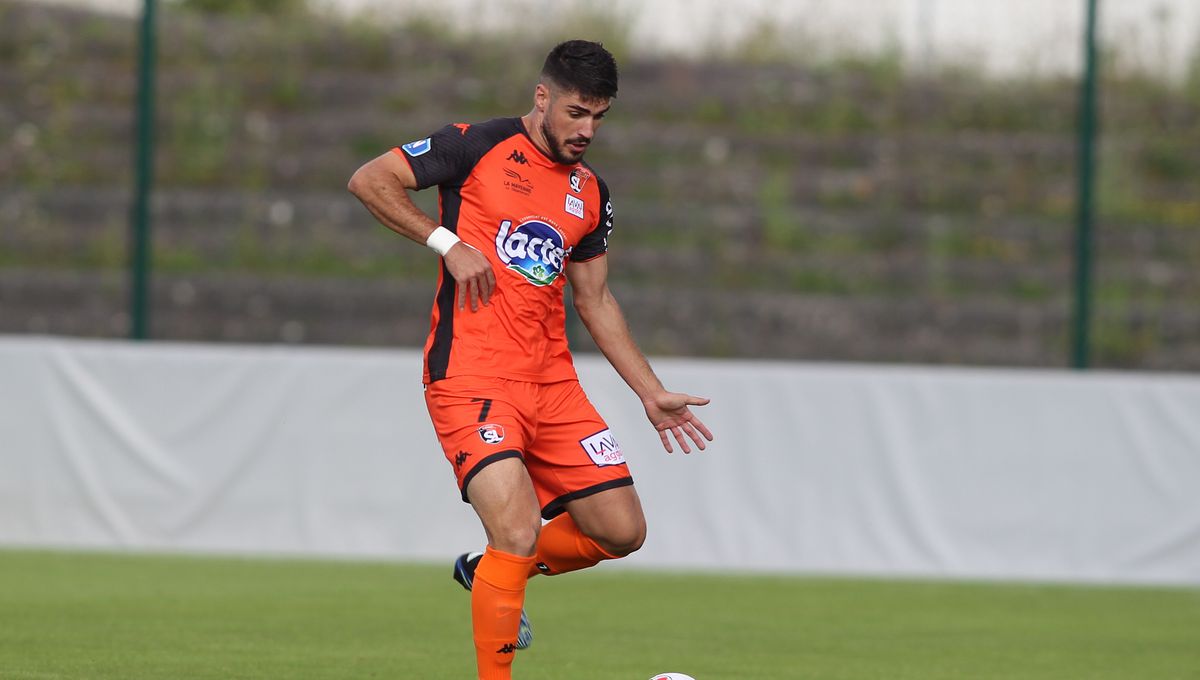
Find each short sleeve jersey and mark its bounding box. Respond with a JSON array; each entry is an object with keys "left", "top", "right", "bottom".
[{"left": 395, "top": 117, "right": 615, "bottom": 384}]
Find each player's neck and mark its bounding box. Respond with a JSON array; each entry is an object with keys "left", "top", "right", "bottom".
[{"left": 520, "top": 112, "right": 555, "bottom": 162}]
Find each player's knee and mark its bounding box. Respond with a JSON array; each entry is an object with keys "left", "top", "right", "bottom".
[
  {"left": 489, "top": 519, "right": 541, "bottom": 557},
  {"left": 593, "top": 518, "right": 646, "bottom": 558}
]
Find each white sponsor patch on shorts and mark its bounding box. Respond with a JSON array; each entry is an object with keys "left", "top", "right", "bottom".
[{"left": 580, "top": 429, "right": 624, "bottom": 467}]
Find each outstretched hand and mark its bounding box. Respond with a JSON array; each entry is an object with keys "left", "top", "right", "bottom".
[{"left": 644, "top": 391, "right": 714, "bottom": 454}]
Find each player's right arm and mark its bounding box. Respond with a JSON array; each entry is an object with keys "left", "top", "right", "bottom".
[
  {"left": 347, "top": 151, "right": 495, "bottom": 311},
  {"left": 567, "top": 254, "right": 713, "bottom": 454}
]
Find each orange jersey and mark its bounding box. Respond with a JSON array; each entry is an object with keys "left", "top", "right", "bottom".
[{"left": 395, "top": 118, "right": 614, "bottom": 384}]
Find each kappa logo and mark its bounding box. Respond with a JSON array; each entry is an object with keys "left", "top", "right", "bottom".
[
  {"left": 496, "top": 644, "right": 517, "bottom": 655},
  {"left": 507, "top": 149, "right": 528, "bottom": 165},
  {"left": 503, "top": 168, "right": 533, "bottom": 195},
  {"left": 454, "top": 451, "right": 471, "bottom": 469},
  {"left": 564, "top": 194, "right": 585, "bottom": 219},
  {"left": 580, "top": 428, "right": 625, "bottom": 467},
  {"left": 453, "top": 123, "right": 470, "bottom": 135},
  {"left": 569, "top": 166, "right": 591, "bottom": 193},
  {"left": 478, "top": 424, "right": 506, "bottom": 445},
  {"left": 401, "top": 137, "right": 431, "bottom": 157}
]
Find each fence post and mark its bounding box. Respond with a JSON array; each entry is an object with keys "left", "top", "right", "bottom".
[
  {"left": 130, "top": 0, "right": 157, "bottom": 340},
  {"left": 1072, "top": 0, "right": 1100, "bottom": 368}
]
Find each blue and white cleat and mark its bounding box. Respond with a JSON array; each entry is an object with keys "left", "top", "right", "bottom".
[{"left": 453, "top": 551, "right": 533, "bottom": 650}]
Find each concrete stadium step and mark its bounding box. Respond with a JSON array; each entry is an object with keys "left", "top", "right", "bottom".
[
  {"left": 0, "top": 269, "right": 436, "bottom": 346},
  {"left": 5, "top": 188, "right": 1196, "bottom": 272},
  {"left": 3, "top": 269, "right": 1198, "bottom": 369}
]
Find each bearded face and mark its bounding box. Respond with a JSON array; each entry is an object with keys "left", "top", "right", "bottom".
[{"left": 538, "top": 87, "right": 609, "bottom": 165}]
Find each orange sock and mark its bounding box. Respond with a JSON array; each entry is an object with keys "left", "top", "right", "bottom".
[
  {"left": 472, "top": 547, "right": 535, "bottom": 680},
  {"left": 528, "top": 513, "right": 621, "bottom": 578}
]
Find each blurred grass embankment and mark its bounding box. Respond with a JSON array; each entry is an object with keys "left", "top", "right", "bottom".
[{"left": 1, "top": 0, "right": 1199, "bottom": 367}]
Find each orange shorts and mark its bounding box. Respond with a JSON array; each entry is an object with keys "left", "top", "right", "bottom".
[{"left": 424, "top": 375, "right": 633, "bottom": 519}]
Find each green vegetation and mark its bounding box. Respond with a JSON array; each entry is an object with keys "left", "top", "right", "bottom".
[
  {"left": 179, "top": 0, "right": 309, "bottom": 17},
  {"left": 2, "top": 1, "right": 1198, "bottom": 365},
  {"left": 1, "top": 550, "right": 1197, "bottom": 680}
]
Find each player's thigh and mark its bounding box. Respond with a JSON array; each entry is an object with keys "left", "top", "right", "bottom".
[
  {"left": 465, "top": 456, "right": 541, "bottom": 556},
  {"left": 527, "top": 380, "right": 634, "bottom": 520},
  {"left": 564, "top": 484, "right": 646, "bottom": 555},
  {"left": 425, "top": 376, "right": 532, "bottom": 501}
]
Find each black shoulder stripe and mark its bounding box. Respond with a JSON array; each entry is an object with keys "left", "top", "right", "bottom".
[
  {"left": 571, "top": 172, "right": 613, "bottom": 262},
  {"left": 404, "top": 117, "right": 524, "bottom": 190},
  {"left": 455, "top": 117, "right": 525, "bottom": 172}
]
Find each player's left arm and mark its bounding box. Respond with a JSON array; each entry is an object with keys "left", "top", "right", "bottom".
[{"left": 566, "top": 255, "right": 714, "bottom": 454}]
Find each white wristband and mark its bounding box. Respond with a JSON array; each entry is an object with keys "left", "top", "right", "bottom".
[{"left": 425, "top": 226, "right": 461, "bottom": 257}]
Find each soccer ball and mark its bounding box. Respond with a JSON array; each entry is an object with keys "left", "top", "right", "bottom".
[{"left": 649, "top": 675, "right": 697, "bottom": 680}]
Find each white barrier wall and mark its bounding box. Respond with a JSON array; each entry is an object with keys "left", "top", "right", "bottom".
[{"left": 1, "top": 335, "right": 1198, "bottom": 585}]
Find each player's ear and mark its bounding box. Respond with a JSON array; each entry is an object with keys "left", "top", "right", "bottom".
[{"left": 534, "top": 82, "right": 550, "bottom": 114}]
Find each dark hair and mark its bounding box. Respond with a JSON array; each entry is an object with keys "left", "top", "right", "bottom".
[{"left": 541, "top": 40, "right": 618, "bottom": 101}]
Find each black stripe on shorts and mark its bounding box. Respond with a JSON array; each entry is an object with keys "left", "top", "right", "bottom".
[
  {"left": 460, "top": 450, "right": 523, "bottom": 503},
  {"left": 540, "top": 476, "right": 634, "bottom": 520}
]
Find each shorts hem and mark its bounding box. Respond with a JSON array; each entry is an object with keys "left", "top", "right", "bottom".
[
  {"left": 460, "top": 450, "right": 523, "bottom": 503},
  {"left": 540, "top": 476, "right": 634, "bottom": 520}
]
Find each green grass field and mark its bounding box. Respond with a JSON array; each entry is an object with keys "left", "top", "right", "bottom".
[{"left": 0, "top": 550, "right": 1196, "bottom": 680}]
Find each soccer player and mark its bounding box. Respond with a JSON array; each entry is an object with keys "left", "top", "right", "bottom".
[{"left": 347, "top": 40, "right": 713, "bottom": 680}]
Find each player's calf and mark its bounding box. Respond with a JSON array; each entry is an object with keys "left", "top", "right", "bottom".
[{"left": 455, "top": 551, "right": 534, "bottom": 651}]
